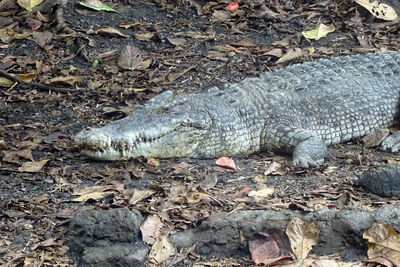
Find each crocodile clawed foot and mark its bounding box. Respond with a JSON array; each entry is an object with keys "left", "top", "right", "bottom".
[
  {"left": 381, "top": 132, "right": 400, "bottom": 153},
  {"left": 292, "top": 137, "right": 327, "bottom": 168},
  {"left": 293, "top": 155, "right": 324, "bottom": 168}
]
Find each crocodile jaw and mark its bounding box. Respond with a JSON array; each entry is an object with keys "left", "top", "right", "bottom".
[{"left": 74, "top": 116, "right": 210, "bottom": 160}]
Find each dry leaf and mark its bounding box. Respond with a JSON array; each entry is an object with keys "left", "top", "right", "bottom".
[
  {"left": 140, "top": 215, "right": 164, "bottom": 245},
  {"left": 272, "top": 37, "right": 290, "bottom": 46},
  {"left": 129, "top": 188, "right": 156, "bottom": 205},
  {"left": 264, "top": 162, "right": 282, "bottom": 176},
  {"left": 285, "top": 217, "right": 320, "bottom": 259},
  {"left": 212, "top": 10, "right": 231, "bottom": 22},
  {"left": 215, "top": 157, "right": 236, "bottom": 170},
  {"left": 167, "top": 37, "right": 187, "bottom": 47},
  {"left": 148, "top": 235, "right": 176, "bottom": 264},
  {"left": 302, "top": 23, "right": 336, "bottom": 40},
  {"left": 363, "top": 128, "right": 390, "bottom": 148},
  {"left": 225, "top": 2, "right": 239, "bottom": 11},
  {"left": 72, "top": 192, "right": 112, "bottom": 202},
  {"left": 167, "top": 67, "right": 194, "bottom": 82},
  {"left": 73, "top": 185, "right": 114, "bottom": 196},
  {"left": 134, "top": 32, "right": 155, "bottom": 41},
  {"left": 249, "top": 230, "right": 292, "bottom": 265},
  {"left": 17, "top": 0, "right": 44, "bottom": 11},
  {"left": 355, "top": 0, "right": 398, "bottom": 21},
  {"left": 276, "top": 48, "right": 304, "bottom": 64},
  {"left": 231, "top": 38, "right": 259, "bottom": 48},
  {"left": 18, "top": 159, "right": 48, "bottom": 173},
  {"left": 32, "top": 31, "right": 53, "bottom": 47},
  {"left": 48, "top": 75, "right": 83, "bottom": 86},
  {"left": 363, "top": 222, "right": 400, "bottom": 265},
  {"left": 79, "top": 0, "right": 117, "bottom": 12},
  {"left": 96, "top": 27, "right": 130, "bottom": 38},
  {"left": 118, "top": 45, "right": 143, "bottom": 70},
  {"left": 276, "top": 257, "right": 361, "bottom": 267},
  {"left": 248, "top": 187, "right": 274, "bottom": 201}
]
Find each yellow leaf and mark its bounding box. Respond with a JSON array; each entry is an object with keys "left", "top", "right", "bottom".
[
  {"left": 285, "top": 217, "right": 320, "bottom": 259},
  {"left": 355, "top": 0, "right": 398, "bottom": 21},
  {"left": 0, "top": 77, "right": 13, "bottom": 87},
  {"left": 302, "top": 24, "right": 335, "bottom": 40},
  {"left": 17, "top": 0, "right": 44, "bottom": 11}
]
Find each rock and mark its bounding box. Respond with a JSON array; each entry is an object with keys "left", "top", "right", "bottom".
[
  {"left": 82, "top": 245, "right": 148, "bottom": 267},
  {"left": 170, "top": 207, "right": 400, "bottom": 261},
  {"left": 66, "top": 208, "right": 148, "bottom": 266}
]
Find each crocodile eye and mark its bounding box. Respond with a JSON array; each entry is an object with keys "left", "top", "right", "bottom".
[{"left": 155, "top": 107, "right": 165, "bottom": 114}]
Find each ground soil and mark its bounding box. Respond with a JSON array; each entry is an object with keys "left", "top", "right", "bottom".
[{"left": 1, "top": 0, "right": 400, "bottom": 265}]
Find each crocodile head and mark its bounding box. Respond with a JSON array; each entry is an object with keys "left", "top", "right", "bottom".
[{"left": 75, "top": 91, "right": 214, "bottom": 160}]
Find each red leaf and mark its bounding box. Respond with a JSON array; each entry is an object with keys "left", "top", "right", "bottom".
[
  {"left": 216, "top": 157, "right": 236, "bottom": 170},
  {"left": 224, "top": 2, "right": 239, "bottom": 11}
]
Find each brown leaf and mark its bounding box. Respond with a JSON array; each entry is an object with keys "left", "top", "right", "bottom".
[
  {"left": 118, "top": 45, "right": 143, "bottom": 70},
  {"left": 140, "top": 215, "right": 164, "bottom": 245},
  {"left": 18, "top": 159, "right": 48, "bottom": 173},
  {"left": 216, "top": 157, "right": 236, "bottom": 170},
  {"left": 365, "top": 257, "right": 394, "bottom": 267},
  {"left": 2, "top": 149, "right": 33, "bottom": 163},
  {"left": 264, "top": 161, "right": 282, "bottom": 176},
  {"left": 249, "top": 230, "right": 292, "bottom": 264},
  {"left": 26, "top": 18, "right": 42, "bottom": 31},
  {"left": 231, "top": 38, "right": 260, "bottom": 48},
  {"left": 285, "top": 217, "right": 320, "bottom": 259},
  {"left": 72, "top": 185, "right": 114, "bottom": 202},
  {"left": 363, "top": 128, "right": 390, "bottom": 148},
  {"left": 248, "top": 187, "right": 275, "bottom": 202},
  {"left": 134, "top": 32, "right": 155, "bottom": 41},
  {"left": 212, "top": 10, "right": 231, "bottom": 22},
  {"left": 96, "top": 27, "right": 130, "bottom": 38},
  {"left": 32, "top": 31, "right": 53, "bottom": 47},
  {"left": 48, "top": 75, "right": 83, "bottom": 86},
  {"left": 167, "top": 37, "right": 187, "bottom": 47},
  {"left": 129, "top": 188, "right": 156, "bottom": 205},
  {"left": 363, "top": 222, "right": 400, "bottom": 265},
  {"left": 276, "top": 48, "right": 304, "bottom": 64},
  {"left": 166, "top": 66, "right": 194, "bottom": 82},
  {"left": 148, "top": 235, "right": 176, "bottom": 264}
]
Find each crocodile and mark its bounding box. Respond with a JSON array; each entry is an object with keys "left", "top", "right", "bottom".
[
  {"left": 75, "top": 50, "right": 400, "bottom": 168},
  {"left": 359, "top": 165, "right": 400, "bottom": 197}
]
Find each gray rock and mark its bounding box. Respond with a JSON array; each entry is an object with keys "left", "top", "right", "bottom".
[
  {"left": 82, "top": 244, "right": 148, "bottom": 267},
  {"left": 66, "top": 208, "right": 148, "bottom": 266},
  {"left": 170, "top": 207, "right": 400, "bottom": 261}
]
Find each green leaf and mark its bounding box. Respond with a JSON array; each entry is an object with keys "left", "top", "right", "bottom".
[{"left": 79, "top": 0, "right": 117, "bottom": 12}]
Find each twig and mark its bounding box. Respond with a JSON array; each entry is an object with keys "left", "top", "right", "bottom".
[{"left": 0, "top": 70, "right": 97, "bottom": 94}]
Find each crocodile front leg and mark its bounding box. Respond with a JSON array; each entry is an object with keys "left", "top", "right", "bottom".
[
  {"left": 263, "top": 126, "right": 327, "bottom": 168},
  {"left": 382, "top": 132, "right": 400, "bottom": 153}
]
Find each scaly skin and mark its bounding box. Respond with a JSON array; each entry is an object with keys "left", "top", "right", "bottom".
[{"left": 75, "top": 50, "right": 400, "bottom": 167}]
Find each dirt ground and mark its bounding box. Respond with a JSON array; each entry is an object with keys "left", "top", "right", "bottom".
[{"left": 1, "top": 0, "right": 400, "bottom": 265}]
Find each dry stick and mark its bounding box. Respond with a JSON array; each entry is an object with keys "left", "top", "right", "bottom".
[{"left": 0, "top": 70, "right": 94, "bottom": 94}]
